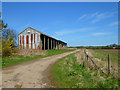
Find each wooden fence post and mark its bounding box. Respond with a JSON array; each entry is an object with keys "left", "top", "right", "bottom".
[
  {"left": 87, "top": 55, "right": 88, "bottom": 61},
  {"left": 83, "top": 49, "right": 86, "bottom": 67},
  {"left": 84, "top": 50, "right": 86, "bottom": 61},
  {"left": 108, "top": 54, "right": 110, "bottom": 75}
]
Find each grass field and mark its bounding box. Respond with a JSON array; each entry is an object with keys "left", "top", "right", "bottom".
[
  {"left": 2, "top": 49, "right": 75, "bottom": 68},
  {"left": 103, "top": 49, "right": 118, "bottom": 54},
  {"left": 51, "top": 51, "right": 118, "bottom": 88},
  {"left": 92, "top": 49, "right": 119, "bottom": 64}
]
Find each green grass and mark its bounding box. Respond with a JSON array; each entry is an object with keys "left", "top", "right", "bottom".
[
  {"left": 2, "top": 49, "right": 75, "bottom": 68},
  {"left": 51, "top": 52, "right": 118, "bottom": 88},
  {"left": 92, "top": 49, "right": 119, "bottom": 64}
]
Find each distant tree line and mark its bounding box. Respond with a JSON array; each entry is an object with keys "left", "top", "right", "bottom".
[{"left": 69, "top": 44, "right": 120, "bottom": 49}]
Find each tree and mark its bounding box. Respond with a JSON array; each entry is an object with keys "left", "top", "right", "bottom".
[
  {"left": 109, "top": 44, "right": 117, "bottom": 47},
  {"left": 2, "top": 28, "right": 17, "bottom": 42},
  {"left": 0, "top": 12, "right": 7, "bottom": 30},
  {"left": 0, "top": 12, "right": 17, "bottom": 56},
  {"left": 2, "top": 28, "right": 17, "bottom": 56},
  {"left": 0, "top": 12, "right": 17, "bottom": 47}
]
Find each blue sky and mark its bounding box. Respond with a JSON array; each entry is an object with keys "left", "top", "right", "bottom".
[{"left": 2, "top": 2, "right": 118, "bottom": 46}]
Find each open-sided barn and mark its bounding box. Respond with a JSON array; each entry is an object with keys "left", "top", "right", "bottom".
[{"left": 18, "top": 27, "right": 67, "bottom": 50}]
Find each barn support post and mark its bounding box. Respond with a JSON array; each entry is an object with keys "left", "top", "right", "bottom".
[
  {"left": 60, "top": 42, "right": 62, "bottom": 49},
  {"left": 53, "top": 40, "right": 54, "bottom": 49},
  {"left": 56, "top": 41, "right": 57, "bottom": 49},
  {"left": 44, "top": 35, "right": 45, "bottom": 50},
  {"left": 54, "top": 40, "right": 55, "bottom": 49},
  {"left": 58, "top": 41, "right": 59, "bottom": 49},
  {"left": 53, "top": 40, "right": 55, "bottom": 49},
  {"left": 57, "top": 41, "right": 58, "bottom": 49},
  {"left": 48, "top": 38, "right": 49, "bottom": 50},
  {"left": 40, "top": 35, "right": 42, "bottom": 50},
  {"left": 57, "top": 41, "right": 59, "bottom": 49},
  {"left": 55, "top": 40, "right": 56, "bottom": 49},
  {"left": 51, "top": 39, "right": 52, "bottom": 49}
]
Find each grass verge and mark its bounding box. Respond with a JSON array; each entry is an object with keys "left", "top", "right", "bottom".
[
  {"left": 51, "top": 52, "right": 118, "bottom": 88},
  {"left": 2, "top": 49, "right": 75, "bottom": 68}
]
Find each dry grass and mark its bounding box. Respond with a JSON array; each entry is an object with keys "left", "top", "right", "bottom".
[
  {"left": 12, "top": 49, "right": 46, "bottom": 57},
  {"left": 74, "top": 49, "right": 85, "bottom": 65}
]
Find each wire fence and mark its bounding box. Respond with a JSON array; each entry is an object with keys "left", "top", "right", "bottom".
[{"left": 83, "top": 49, "right": 111, "bottom": 76}]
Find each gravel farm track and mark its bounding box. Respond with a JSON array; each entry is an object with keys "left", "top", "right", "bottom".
[{"left": 1, "top": 49, "right": 79, "bottom": 88}]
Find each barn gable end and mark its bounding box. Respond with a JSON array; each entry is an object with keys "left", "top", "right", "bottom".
[{"left": 18, "top": 27, "right": 41, "bottom": 50}]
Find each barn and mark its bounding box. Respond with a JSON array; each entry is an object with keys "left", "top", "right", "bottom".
[{"left": 18, "top": 27, "right": 67, "bottom": 50}]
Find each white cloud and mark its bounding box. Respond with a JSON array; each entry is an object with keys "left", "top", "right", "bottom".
[
  {"left": 92, "top": 32, "right": 110, "bottom": 36},
  {"left": 91, "top": 12, "right": 116, "bottom": 23},
  {"left": 77, "top": 11, "right": 117, "bottom": 23},
  {"left": 108, "top": 21, "right": 118, "bottom": 27},
  {"left": 91, "top": 13, "right": 106, "bottom": 23},
  {"left": 91, "top": 12, "right": 99, "bottom": 17},
  {"left": 55, "top": 27, "right": 96, "bottom": 36},
  {"left": 78, "top": 14, "right": 87, "bottom": 21}
]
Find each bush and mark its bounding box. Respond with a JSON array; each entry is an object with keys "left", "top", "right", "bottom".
[
  {"left": 115, "top": 46, "right": 120, "bottom": 49},
  {"left": 2, "top": 36, "right": 16, "bottom": 57},
  {"left": 2, "top": 41, "right": 11, "bottom": 57}
]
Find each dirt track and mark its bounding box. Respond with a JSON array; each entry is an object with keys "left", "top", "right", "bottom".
[{"left": 1, "top": 49, "right": 79, "bottom": 88}]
